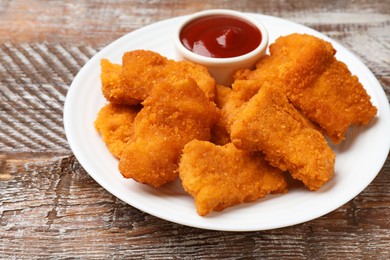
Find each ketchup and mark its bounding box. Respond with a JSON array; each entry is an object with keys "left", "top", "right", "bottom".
[{"left": 180, "top": 15, "right": 262, "bottom": 58}]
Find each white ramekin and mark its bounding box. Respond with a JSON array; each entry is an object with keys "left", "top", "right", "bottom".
[{"left": 174, "top": 9, "right": 269, "bottom": 86}]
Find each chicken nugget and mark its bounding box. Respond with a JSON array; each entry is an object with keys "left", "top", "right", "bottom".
[
  {"left": 100, "top": 59, "right": 141, "bottom": 105},
  {"left": 118, "top": 77, "right": 219, "bottom": 187},
  {"left": 287, "top": 59, "right": 378, "bottom": 143},
  {"left": 269, "top": 34, "right": 377, "bottom": 143},
  {"left": 102, "top": 50, "right": 216, "bottom": 105},
  {"left": 223, "top": 34, "right": 376, "bottom": 143},
  {"left": 179, "top": 141, "right": 287, "bottom": 216},
  {"left": 231, "top": 84, "right": 335, "bottom": 191},
  {"left": 94, "top": 103, "right": 139, "bottom": 158}
]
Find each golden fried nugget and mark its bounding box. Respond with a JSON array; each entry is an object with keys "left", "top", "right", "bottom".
[
  {"left": 222, "top": 34, "right": 376, "bottom": 143},
  {"left": 269, "top": 34, "right": 376, "bottom": 143},
  {"left": 94, "top": 103, "right": 139, "bottom": 158},
  {"left": 118, "top": 77, "right": 219, "bottom": 187},
  {"left": 287, "top": 59, "right": 378, "bottom": 143},
  {"left": 231, "top": 84, "right": 335, "bottom": 191},
  {"left": 179, "top": 141, "right": 288, "bottom": 216},
  {"left": 100, "top": 59, "right": 140, "bottom": 105},
  {"left": 102, "top": 50, "right": 215, "bottom": 105},
  {"left": 119, "top": 137, "right": 179, "bottom": 186}
]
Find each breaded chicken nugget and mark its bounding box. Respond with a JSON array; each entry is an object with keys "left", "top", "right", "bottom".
[
  {"left": 269, "top": 34, "right": 377, "bottom": 143},
  {"left": 287, "top": 59, "right": 378, "bottom": 143},
  {"left": 179, "top": 141, "right": 287, "bottom": 216},
  {"left": 231, "top": 84, "right": 335, "bottom": 191},
  {"left": 118, "top": 77, "right": 219, "bottom": 187},
  {"left": 223, "top": 34, "right": 376, "bottom": 143},
  {"left": 102, "top": 50, "right": 215, "bottom": 105},
  {"left": 100, "top": 59, "right": 141, "bottom": 105},
  {"left": 94, "top": 103, "right": 139, "bottom": 158}
]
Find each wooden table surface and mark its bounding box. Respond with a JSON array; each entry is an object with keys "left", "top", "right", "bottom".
[{"left": 1, "top": 0, "right": 389, "bottom": 258}]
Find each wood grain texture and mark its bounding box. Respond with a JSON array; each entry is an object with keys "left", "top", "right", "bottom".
[
  {"left": 0, "top": 42, "right": 96, "bottom": 153},
  {"left": 1, "top": 0, "right": 389, "bottom": 259}
]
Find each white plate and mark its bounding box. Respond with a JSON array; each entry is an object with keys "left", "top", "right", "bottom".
[{"left": 64, "top": 14, "right": 390, "bottom": 231}]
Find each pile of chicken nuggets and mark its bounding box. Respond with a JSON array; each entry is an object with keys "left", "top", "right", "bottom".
[{"left": 94, "top": 33, "right": 377, "bottom": 216}]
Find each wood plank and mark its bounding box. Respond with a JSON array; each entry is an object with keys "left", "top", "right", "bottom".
[
  {"left": 0, "top": 42, "right": 97, "bottom": 153},
  {"left": 1, "top": 0, "right": 389, "bottom": 258}
]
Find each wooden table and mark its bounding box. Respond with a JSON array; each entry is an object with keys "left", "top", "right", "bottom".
[{"left": 1, "top": 0, "right": 389, "bottom": 258}]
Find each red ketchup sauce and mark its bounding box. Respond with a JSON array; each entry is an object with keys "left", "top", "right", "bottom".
[{"left": 180, "top": 15, "right": 262, "bottom": 58}]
